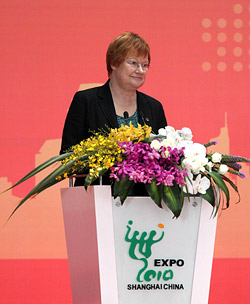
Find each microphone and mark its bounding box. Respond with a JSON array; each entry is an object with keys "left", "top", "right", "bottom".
[{"left": 123, "top": 111, "right": 129, "bottom": 125}]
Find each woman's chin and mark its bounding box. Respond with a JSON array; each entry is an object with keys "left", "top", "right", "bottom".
[{"left": 130, "top": 79, "right": 145, "bottom": 89}]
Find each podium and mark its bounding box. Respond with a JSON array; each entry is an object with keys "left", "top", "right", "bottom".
[{"left": 61, "top": 186, "right": 217, "bottom": 304}]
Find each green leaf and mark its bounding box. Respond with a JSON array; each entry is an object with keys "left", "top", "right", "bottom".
[
  {"left": 207, "top": 171, "right": 230, "bottom": 208},
  {"left": 221, "top": 175, "right": 240, "bottom": 204},
  {"left": 8, "top": 156, "right": 85, "bottom": 219},
  {"left": 162, "top": 183, "right": 184, "bottom": 218},
  {"left": 2, "top": 152, "right": 73, "bottom": 193},
  {"left": 84, "top": 168, "right": 108, "bottom": 187},
  {"left": 7, "top": 176, "right": 63, "bottom": 222},
  {"left": 145, "top": 179, "right": 163, "bottom": 208},
  {"left": 221, "top": 175, "right": 238, "bottom": 193},
  {"left": 113, "top": 175, "right": 134, "bottom": 204},
  {"left": 199, "top": 184, "right": 216, "bottom": 207}
]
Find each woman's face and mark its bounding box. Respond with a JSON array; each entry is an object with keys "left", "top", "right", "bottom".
[{"left": 110, "top": 54, "right": 149, "bottom": 91}]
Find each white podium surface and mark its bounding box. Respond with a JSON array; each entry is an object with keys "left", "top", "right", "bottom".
[
  {"left": 112, "top": 196, "right": 217, "bottom": 304},
  {"left": 61, "top": 186, "right": 217, "bottom": 304}
]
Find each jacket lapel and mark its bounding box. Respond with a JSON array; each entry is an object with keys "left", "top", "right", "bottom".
[
  {"left": 137, "top": 92, "right": 151, "bottom": 126},
  {"left": 97, "top": 81, "right": 119, "bottom": 128}
]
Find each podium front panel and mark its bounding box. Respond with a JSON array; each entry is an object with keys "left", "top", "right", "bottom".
[
  {"left": 61, "top": 186, "right": 217, "bottom": 304},
  {"left": 112, "top": 196, "right": 216, "bottom": 304}
]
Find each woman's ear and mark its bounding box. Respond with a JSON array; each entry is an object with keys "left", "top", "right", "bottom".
[{"left": 111, "top": 64, "right": 117, "bottom": 71}]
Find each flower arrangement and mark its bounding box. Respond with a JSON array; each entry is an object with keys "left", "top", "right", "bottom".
[{"left": 4, "top": 124, "right": 249, "bottom": 219}]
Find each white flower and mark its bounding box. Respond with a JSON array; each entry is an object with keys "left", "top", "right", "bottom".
[
  {"left": 206, "top": 161, "right": 214, "bottom": 172},
  {"left": 185, "top": 157, "right": 208, "bottom": 175},
  {"left": 179, "top": 140, "right": 193, "bottom": 149},
  {"left": 184, "top": 172, "right": 210, "bottom": 195},
  {"left": 168, "top": 132, "right": 182, "bottom": 146},
  {"left": 218, "top": 164, "right": 228, "bottom": 175},
  {"left": 183, "top": 142, "right": 208, "bottom": 174},
  {"left": 194, "top": 175, "right": 211, "bottom": 194},
  {"left": 190, "top": 161, "right": 202, "bottom": 175},
  {"left": 184, "top": 140, "right": 194, "bottom": 147},
  {"left": 157, "top": 126, "right": 175, "bottom": 136},
  {"left": 165, "top": 126, "right": 176, "bottom": 134},
  {"left": 157, "top": 126, "right": 193, "bottom": 148},
  {"left": 150, "top": 140, "right": 162, "bottom": 151},
  {"left": 158, "top": 128, "right": 167, "bottom": 136},
  {"left": 184, "top": 143, "right": 206, "bottom": 158},
  {"left": 161, "top": 150, "right": 170, "bottom": 159},
  {"left": 161, "top": 138, "right": 174, "bottom": 148},
  {"left": 177, "top": 127, "right": 193, "bottom": 141},
  {"left": 192, "top": 143, "right": 207, "bottom": 157},
  {"left": 212, "top": 152, "right": 222, "bottom": 163}
]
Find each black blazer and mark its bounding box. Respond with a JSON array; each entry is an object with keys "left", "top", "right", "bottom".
[{"left": 60, "top": 80, "right": 167, "bottom": 154}]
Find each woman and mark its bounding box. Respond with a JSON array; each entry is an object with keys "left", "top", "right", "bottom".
[{"left": 60, "top": 32, "right": 167, "bottom": 189}]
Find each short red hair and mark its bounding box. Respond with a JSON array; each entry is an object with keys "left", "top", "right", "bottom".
[{"left": 106, "top": 32, "right": 151, "bottom": 77}]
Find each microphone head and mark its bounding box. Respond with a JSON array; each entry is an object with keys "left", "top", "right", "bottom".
[{"left": 123, "top": 111, "right": 129, "bottom": 119}]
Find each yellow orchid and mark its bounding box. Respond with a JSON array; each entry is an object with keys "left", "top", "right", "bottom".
[{"left": 59, "top": 123, "right": 151, "bottom": 181}]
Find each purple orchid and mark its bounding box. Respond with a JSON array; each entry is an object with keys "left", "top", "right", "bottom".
[{"left": 110, "top": 141, "right": 187, "bottom": 187}]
